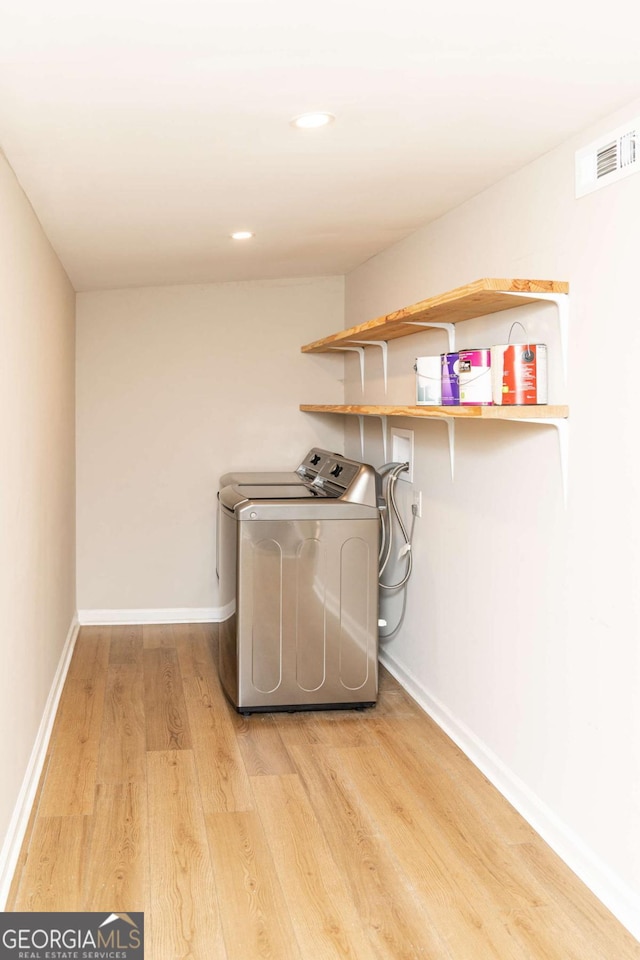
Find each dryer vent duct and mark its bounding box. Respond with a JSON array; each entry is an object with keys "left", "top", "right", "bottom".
[{"left": 576, "top": 118, "right": 640, "bottom": 197}]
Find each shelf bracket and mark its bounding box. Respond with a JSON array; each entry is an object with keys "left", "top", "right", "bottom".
[
  {"left": 357, "top": 414, "right": 388, "bottom": 461},
  {"left": 329, "top": 345, "right": 366, "bottom": 391},
  {"left": 377, "top": 415, "right": 389, "bottom": 462},
  {"left": 444, "top": 416, "right": 455, "bottom": 479},
  {"left": 357, "top": 415, "right": 365, "bottom": 459},
  {"left": 418, "top": 414, "right": 455, "bottom": 478},
  {"left": 349, "top": 340, "right": 388, "bottom": 393},
  {"left": 498, "top": 291, "right": 569, "bottom": 386},
  {"left": 404, "top": 321, "right": 456, "bottom": 353},
  {"left": 501, "top": 416, "right": 569, "bottom": 505}
]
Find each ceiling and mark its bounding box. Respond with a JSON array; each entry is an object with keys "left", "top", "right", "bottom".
[{"left": 1, "top": 0, "right": 640, "bottom": 292}]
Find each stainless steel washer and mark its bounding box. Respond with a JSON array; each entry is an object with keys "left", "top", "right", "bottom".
[
  {"left": 216, "top": 448, "right": 336, "bottom": 583},
  {"left": 217, "top": 454, "right": 380, "bottom": 713},
  {"left": 219, "top": 447, "right": 336, "bottom": 487}
]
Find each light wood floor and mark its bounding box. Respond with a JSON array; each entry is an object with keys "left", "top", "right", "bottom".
[{"left": 8, "top": 623, "right": 640, "bottom": 959}]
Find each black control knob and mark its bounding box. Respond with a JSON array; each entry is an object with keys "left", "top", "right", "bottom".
[
  {"left": 310, "top": 454, "right": 321, "bottom": 465},
  {"left": 330, "top": 464, "right": 343, "bottom": 478}
]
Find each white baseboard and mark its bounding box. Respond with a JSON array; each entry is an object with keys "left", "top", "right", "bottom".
[
  {"left": 379, "top": 647, "right": 640, "bottom": 944},
  {"left": 0, "top": 614, "right": 80, "bottom": 908},
  {"left": 78, "top": 604, "right": 233, "bottom": 625}
]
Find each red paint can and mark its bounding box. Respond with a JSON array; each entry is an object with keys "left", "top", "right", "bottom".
[{"left": 491, "top": 343, "right": 548, "bottom": 405}]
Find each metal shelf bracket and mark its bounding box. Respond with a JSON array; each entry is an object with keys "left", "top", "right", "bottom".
[
  {"left": 404, "top": 321, "right": 456, "bottom": 353},
  {"left": 350, "top": 340, "right": 389, "bottom": 393},
  {"left": 501, "top": 416, "right": 569, "bottom": 505},
  {"left": 422, "top": 415, "right": 456, "bottom": 479},
  {"left": 443, "top": 416, "right": 455, "bottom": 479},
  {"left": 499, "top": 290, "right": 569, "bottom": 386},
  {"left": 357, "top": 414, "right": 388, "bottom": 461},
  {"left": 330, "top": 345, "right": 366, "bottom": 391},
  {"left": 357, "top": 415, "right": 365, "bottom": 458}
]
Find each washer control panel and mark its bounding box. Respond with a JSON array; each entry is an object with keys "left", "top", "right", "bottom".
[{"left": 311, "top": 456, "right": 378, "bottom": 506}]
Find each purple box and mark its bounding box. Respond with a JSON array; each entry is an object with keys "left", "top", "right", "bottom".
[{"left": 441, "top": 352, "right": 460, "bottom": 405}]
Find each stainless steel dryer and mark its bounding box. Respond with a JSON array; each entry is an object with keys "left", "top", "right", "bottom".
[{"left": 217, "top": 454, "right": 380, "bottom": 714}]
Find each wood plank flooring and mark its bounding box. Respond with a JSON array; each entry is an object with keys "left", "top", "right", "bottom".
[{"left": 7, "top": 624, "right": 640, "bottom": 959}]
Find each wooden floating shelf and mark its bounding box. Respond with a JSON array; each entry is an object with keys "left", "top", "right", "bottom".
[
  {"left": 301, "top": 278, "right": 569, "bottom": 353},
  {"left": 300, "top": 404, "right": 569, "bottom": 420}
]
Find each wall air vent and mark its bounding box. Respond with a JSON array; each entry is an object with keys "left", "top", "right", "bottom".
[{"left": 575, "top": 118, "right": 640, "bottom": 197}]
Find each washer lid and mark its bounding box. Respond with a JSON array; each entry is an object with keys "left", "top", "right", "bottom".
[
  {"left": 233, "top": 483, "right": 321, "bottom": 500},
  {"left": 219, "top": 470, "right": 300, "bottom": 487},
  {"left": 219, "top": 482, "right": 322, "bottom": 511}
]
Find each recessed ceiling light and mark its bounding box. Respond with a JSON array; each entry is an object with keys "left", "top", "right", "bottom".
[
  {"left": 291, "top": 112, "right": 335, "bottom": 130},
  {"left": 231, "top": 231, "right": 254, "bottom": 240}
]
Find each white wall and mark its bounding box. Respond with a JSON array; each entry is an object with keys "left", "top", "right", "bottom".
[
  {"left": 76, "top": 277, "right": 344, "bottom": 618},
  {"left": 0, "top": 153, "right": 76, "bottom": 859},
  {"left": 344, "top": 101, "right": 640, "bottom": 937}
]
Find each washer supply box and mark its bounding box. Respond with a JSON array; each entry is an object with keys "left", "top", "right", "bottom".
[{"left": 416, "top": 343, "right": 547, "bottom": 406}]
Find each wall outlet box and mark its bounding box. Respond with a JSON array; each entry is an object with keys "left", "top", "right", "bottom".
[{"left": 390, "top": 427, "right": 413, "bottom": 482}]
